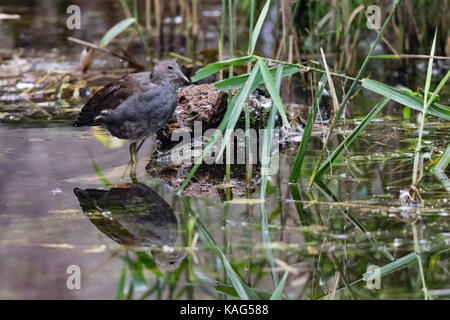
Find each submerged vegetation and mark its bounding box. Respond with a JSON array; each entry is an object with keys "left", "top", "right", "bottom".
[{"left": 0, "top": 0, "right": 449, "bottom": 300}]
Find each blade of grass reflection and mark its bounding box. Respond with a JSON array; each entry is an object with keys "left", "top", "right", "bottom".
[
  {"left": 135, "top": 252, "right": 163, "bottom": 277},
  {"left": 87, "top": 151, "right": 112, "bottom": 188},
  {"left": 305, "top": 190, "right": 357, "bottom": 300},
  {"left": 314, "top": 179, "right": 395, "bottom": 261},
  {"left": 168, "top": 259, "right": 189, "bottom": 299},
  {"left": 216, "top": 282, "right": 290, "bottom": 300},
  {"left": 116, "top": 264, "right": 127, "bottom": 300},
  {"left": 223, "top": 194, "right": 231, "bottom": 292},
  {"left": 126, "top": 282, "right": 134, "bottom": 300},
  {"left": 305, "top": 191, "right": 330, "bottom": 297},
  {"left": 180, "top": 197, "right": 260, "bottom": 300},
  {"left": 178, "top": 198, "right": 197, "bottom": 298},
  {"left": 187, "top": 217, "right": 197, "bottom": 282},
  {"left": 123, "top": 255, "right": 149, "bottom": 292},
  {"left": 288, "top": 185, "right": 328, "bottom": 299},
  {"left": 288, "top": 183, "right": 313, "bottom": 228},
  {"left": 139, "top": 284, "right": 158, "bottom": 300},
  {"left": 319, "top": 246, "right": 449, "bottom": 299},
  {"left": 412, "top": 224, "right": 430, "bottom": 300}
]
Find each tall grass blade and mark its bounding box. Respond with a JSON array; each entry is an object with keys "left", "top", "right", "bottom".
[
  {"left": 215, "top": 64, "right": 262, "bottom": 163},
  {"left": 433, "top": 170, "right": 450, "bottom": 194},
  {"left": 228, "top": 0, "right": 234, "bottom": 76},
  {"left": 250, "top": 0, "right": 271, "bottom": 55},
  {"left": 215, "top": 64, "right": 299, "bottom": 91},
  {"left": 289, "top": 75, "right": 327, "bottom": 183},
  {"left": 335, "top": 0, "right": 402, "bottom": 119},
  {"left": 257, "top": 59, "right": 291, "bottom": 128},
  {"left": 260, "top": 65, "right": 283, "bottom": 197},
  {"left": 413, "top": 30, "right": 438, "bottom": 185},
  {"left": 191, "top": 56, "right": 256, "bottom": 82},
  {"left": 260, "top": 65, "right": 283, "bottom": 288},
  {"left": 363, "top": 252, "right": 416, "bottom": 281},
  {"left": 361, "top": 79, "right": 450, "bottom": 120},
  {"left": 270, "top": 270, "right": 289, "bottom": 300},
  {"left": 314, "top": 97, "right": 391, "bottom": 179},
  {"left": 99, "top": 18, "right": 136, "bottom": 48},
  {"left": 178, "top": 64, "right": 261, "bottom": 193},
  {"left": 248, "top": 0, "right": 255, "bottom": 55},
  {"left": 433, "top": 144, "right": 450, "bottom": 172}
]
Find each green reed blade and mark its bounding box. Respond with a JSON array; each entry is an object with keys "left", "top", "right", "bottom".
[
  {"left": 361, "top": 79, "right": 450, "bottom": 121},
  {"left": 413, "top": 30, "right": 438, "bottom": 185},
  {"left": 191, "top": 56, "right": 256, "bottom": 82},
  {"left": 335, "top": 0, "right": 402, "bottom": 119},
  {"left": 214, "top": 64, "right": 261, "bottom": 163},
  {"left": 215, "top": 64, "right": 299, "bottom": 91},
  {"left": 289, "top": 75, "right": 328, "bottom": 183},
  {"left": 260, "top": 65, "right": 283, "bottom": 288},
  {"left": 315, "top": 97, "right": 391, "bottom": 179},
  {"left": 270, "top": 270, "right": 289, "bottom": 300},
  {"left": 250, "top": 0, "right": 271, "bottom": 55},
  {"left": 178, "top": 64, "right": 261, "bottom": 193},
  {"left": 99, "top": 17, "right": 136, "bottom": 48},
  {"left": 258, "top": 58, "right": 290, "bottom": 128},
  {"left": 434, "top": 144, "right": 450, "bottom": 172}
]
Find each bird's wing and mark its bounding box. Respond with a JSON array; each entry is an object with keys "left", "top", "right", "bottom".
[
  {"left": 90, "top": 72, "right": 151, "bottom": 115},
  {"left": 74, "top": 72, "right": 151, "bottom": 126}
]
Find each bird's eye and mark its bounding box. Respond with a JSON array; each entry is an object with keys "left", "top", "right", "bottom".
[{"left": 168, "top": 65, "right": 173, "bottom": 70}]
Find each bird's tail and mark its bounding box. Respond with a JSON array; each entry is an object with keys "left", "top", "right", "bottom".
[{"left": 73, "top": 103, "right": 97, "bottom": 127}]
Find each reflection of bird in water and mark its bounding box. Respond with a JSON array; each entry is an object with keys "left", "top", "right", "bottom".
[{"left": 73, "top": 183, "right": 185, "bottom": 271}]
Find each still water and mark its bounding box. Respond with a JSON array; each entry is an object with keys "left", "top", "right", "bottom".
[
  {"left": 0, "top": 117, "right": 448, "bottom": 299},
  {"left": 0, "top": 0, "right": 449, "bottom": 300}
]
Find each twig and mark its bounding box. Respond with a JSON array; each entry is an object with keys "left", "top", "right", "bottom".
[{"left": 67, "top": 37, "right": 144, "bottom": 69}]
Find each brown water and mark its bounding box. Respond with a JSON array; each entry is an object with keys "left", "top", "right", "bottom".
[{"left": 0, "top": 0, "right": 449, "bottom": 300}]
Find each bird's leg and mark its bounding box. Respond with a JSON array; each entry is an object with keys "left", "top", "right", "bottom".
[
  {"left": 122, "top": 140, "right": 146, "bottom": 181},
  {"left": 129, "top": 142, "right": 138, "bottom": 182},
  {"left": 135, "top": 139, "right": 146, "bottom": 155},
  {"left": 129, "top": 161, "right": 138, "bottom": 183},
  {"left": 129, "top": 142, "right": 137, "bottom": 165}
]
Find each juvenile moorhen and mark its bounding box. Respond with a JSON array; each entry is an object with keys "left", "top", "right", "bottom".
[{"left": 74, "top": 60, "right": 190, "bottom": 164}]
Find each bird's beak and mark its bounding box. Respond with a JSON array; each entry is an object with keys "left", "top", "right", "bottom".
[{"left": 177, "top": 70, "right": 191, "bottom": 84}]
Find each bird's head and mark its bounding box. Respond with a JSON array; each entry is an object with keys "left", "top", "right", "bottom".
[{"left": 150, "top": 60, "right": 190, "bottom": 85}]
